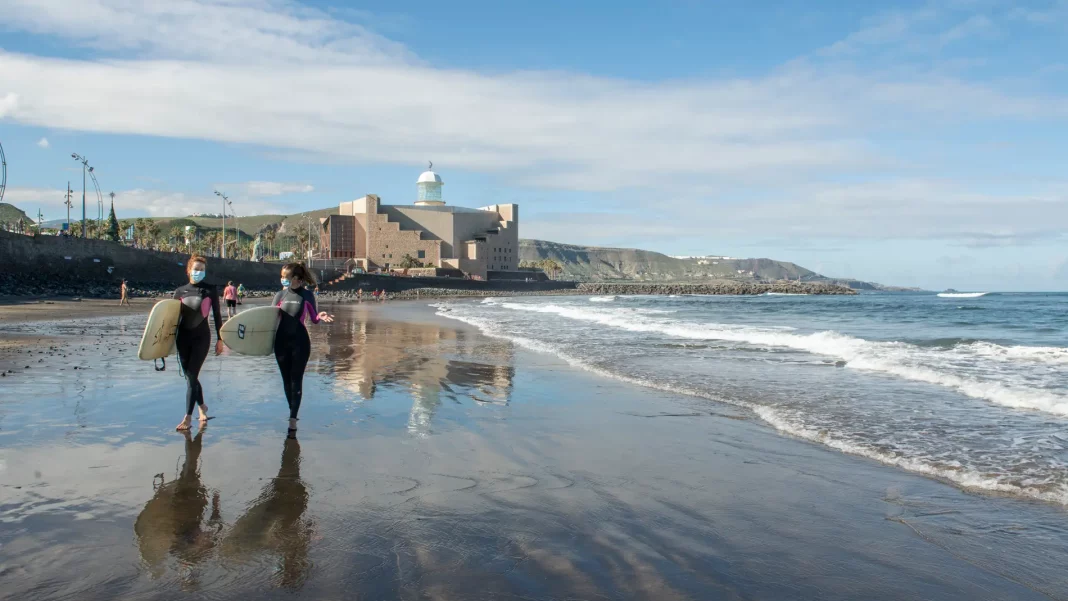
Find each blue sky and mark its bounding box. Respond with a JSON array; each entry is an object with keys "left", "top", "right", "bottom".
[{"left": 1, "top": 0, "right": 1066, "bottom": 290}]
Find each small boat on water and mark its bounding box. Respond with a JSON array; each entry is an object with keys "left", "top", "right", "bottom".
[{"left": 937, "top": 291, "right": 988, "bottom": 298}]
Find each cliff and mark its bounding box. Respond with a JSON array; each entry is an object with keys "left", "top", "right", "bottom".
[{"left": 518, "top": 239, "right": 818, "bottom": 282}]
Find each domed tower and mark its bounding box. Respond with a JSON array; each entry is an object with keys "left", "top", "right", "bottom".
[{"left": 415, "top": 162, "right": 444, "bottom": 206}]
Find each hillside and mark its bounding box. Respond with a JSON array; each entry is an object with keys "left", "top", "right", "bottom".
[
  {"left": 519, "top": 239, "right": 819, "bottom": 282},
  {"left": 15, "top": 201, "right": 897, "bottom": 287},
  {"left": 0, "top": 203, "right": 33, "bottom": 227}
]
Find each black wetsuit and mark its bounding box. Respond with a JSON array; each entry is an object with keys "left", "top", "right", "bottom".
[
  {"left": 173, "top": 282, "right": 222, "bottom": 416},
  {"left": 272, "top": 287, "right": 319, "bottom": 420}
]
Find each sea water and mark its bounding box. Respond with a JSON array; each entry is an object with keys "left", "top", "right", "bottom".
[{"left": 436, "top": 292, "right": 1068, "bottom": 505}]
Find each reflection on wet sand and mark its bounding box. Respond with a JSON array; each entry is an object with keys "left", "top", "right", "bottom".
[
  {"left": 221, "top": 436, "right": 312, "bottom": 590},
  {"left": 134, "top": 429, "right": 222, "bottom": 585},
  {"left": 318, "top": 307, "right": 515, "bottom": 435}
]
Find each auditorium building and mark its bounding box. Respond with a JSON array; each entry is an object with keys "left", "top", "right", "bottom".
[{"left": 319, "top": 166, "right": 518, "bottom": 280}]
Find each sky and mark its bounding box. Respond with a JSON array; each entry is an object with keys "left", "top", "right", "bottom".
[{"left": 0, "top": 0, "right": 1066, "bottom": 291}]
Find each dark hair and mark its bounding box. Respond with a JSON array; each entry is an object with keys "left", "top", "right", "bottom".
[
  {"left": 187, "top": 255, "right": 207, "bottom": 275},
  {"left": 281, "top": 262, "right": 316, "bottom": 286},
  {"left": 227, "top": 281, "right": 233, "bottom": 286}
]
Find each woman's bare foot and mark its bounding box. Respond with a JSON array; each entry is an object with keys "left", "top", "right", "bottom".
[
  {"left": 198, "top": 404, "right": 210, "bottom": 423},
  {"left": 176, "top": 416, "right": 192, "bottom": 431},
  {"left": 288, "top": 418, "right": 298, "bottom": 431}
]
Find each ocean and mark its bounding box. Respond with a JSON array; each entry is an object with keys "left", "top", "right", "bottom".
[{"left": 436, "top": 292, "right": 1068, "bottom": 506}]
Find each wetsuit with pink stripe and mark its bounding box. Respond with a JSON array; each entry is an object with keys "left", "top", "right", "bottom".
[
  {"left": 272, "top": 287, "right": 319, "bottom": 420},
  {"left": 173, "top": 282, "right": 221, "bottom": 416}
]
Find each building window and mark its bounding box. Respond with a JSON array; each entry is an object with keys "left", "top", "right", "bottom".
[{"left": 417, "top": 250, "right": 425, "bottom": 259}]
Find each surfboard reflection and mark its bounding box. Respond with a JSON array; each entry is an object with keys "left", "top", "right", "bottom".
[
  {"left": 134, "top": 429, "right": 223, "bottom": 585},
  {"left": 221, "top": 436, "right": 312, "bottom": 590}
]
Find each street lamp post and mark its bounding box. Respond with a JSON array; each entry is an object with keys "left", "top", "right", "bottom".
[
  {"left": 64, "top": 182, "right": 73, "bottom": 235},
  {"left": 71, "top": 153, "right": 92, "bottom": 238},
  {"left": 226, "top": 199, "right": 239, "bottom": 259},
  {"left": 214, "top": 190, "right": 228, "bottom": 259}
]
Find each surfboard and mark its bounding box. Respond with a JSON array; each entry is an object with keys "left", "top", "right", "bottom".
[
  {"left": 137, "top": 299, "right": 182, "bottom": 361},
  {"left": 220, "top": 306, "right": 281, "bottom": 356}
]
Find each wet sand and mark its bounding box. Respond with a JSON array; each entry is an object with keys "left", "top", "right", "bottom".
[{"left": 1, "top": 300, "right": 1067, "bottom": 600}]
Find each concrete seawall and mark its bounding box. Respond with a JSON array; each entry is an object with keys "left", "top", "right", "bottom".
[
  {"left": 0, "top": 231, "right": 579, "bottom": 297},
  {"left": 0, "top": 231, "right": 286, "bottom": 295}
]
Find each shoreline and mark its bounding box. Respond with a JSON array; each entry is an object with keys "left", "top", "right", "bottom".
[{"left": 0, "top": 298, "right": 1065, "bottom": 598}]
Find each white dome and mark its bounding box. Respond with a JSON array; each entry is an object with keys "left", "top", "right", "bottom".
[{"left": 417, "top": 170, "right": 443, "bottom": 184}]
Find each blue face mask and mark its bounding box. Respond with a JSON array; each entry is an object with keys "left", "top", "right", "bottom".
[
  {"left": 190, "top": 270, "right": 206, "bottom": 283},
  {"left": 281, "top": 278, "right": 291, "bottom": 288}
]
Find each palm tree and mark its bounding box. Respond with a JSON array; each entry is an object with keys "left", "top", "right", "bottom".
[
  {"left": 263, "top": 228, "right": 277, "bottom": 258},
  {"left": 169, "top": 226, "right": 184, "bottom": 251},
  {"left": 148, "top": 222, "right": 161, "bottom": 250},
  {"left": 399, "top": 254, "right": 423, "bottom": 270},
  {"left": 538, "top": 259, "right": 562, "bottom": 280},
  {"left": 295, "top": 227, "right": 310, "bottom": 260}
]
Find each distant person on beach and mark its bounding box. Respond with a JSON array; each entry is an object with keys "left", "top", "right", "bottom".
[
  {"left": 357, "top": 288, "right": 363, "bottom": 301},
  {"left": 237, "top": 283, "right": 246, "bottom": 305},
  {"left": 273, "top": 263, "right": 334, "bottom": 433},
  {"left": 119, "top": 279, "right": 131, "bottom": 306},
  {"left": 173, "top": 255, "right": 223, "bottom": 431},
  {"left": 223, "top": 281, "right": 238, "bottom": 318}
]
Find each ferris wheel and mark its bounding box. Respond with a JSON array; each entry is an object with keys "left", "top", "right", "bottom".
[{"left": 0, "top": 140, "right": 7, "bottom": 205}]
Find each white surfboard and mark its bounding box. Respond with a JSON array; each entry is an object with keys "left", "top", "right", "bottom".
[
  {"left": 220, "top": 306, "right": 281, "bottom": 356},
  {"left": 138, "top": 299, "right": 182, "bottom": 361}
]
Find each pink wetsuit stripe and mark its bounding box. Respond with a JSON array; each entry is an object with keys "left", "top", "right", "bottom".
[{"left": 302, "top": 301, "right": 319, "bottom": 324}]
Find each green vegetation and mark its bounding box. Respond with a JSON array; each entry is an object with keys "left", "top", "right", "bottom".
[
  {"left": 398, "top": 254, "right": 424, "bottom": 269},
  {"left": 106, "top": 204, "right": 120, "bottom": 242},
  {"left": 0, "top": 203, "right": 33, "bottom": 230},
  {"left": 519, "top": 258, "right": 563, "bottom": 279}
]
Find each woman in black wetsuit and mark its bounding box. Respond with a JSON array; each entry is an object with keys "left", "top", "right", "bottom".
[
  {"left": 273, "top": 263, "right": 333, "bottom": 432},
  {"left": 173, "top": 255, "right": 224, "bottom": 431}
]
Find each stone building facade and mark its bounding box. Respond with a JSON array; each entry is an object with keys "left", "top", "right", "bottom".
[{"left": 320, "top": 167, "right": 518, "bottom": 279}]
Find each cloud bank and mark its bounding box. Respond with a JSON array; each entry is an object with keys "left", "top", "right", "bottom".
[{"left": 0, "top": 0, "right": 1066, "bottom": 268}]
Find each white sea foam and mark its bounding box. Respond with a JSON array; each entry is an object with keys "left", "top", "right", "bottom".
[
  {"left": 435, "top": 301, "right": 1068, "bottom": 506},
  {"left": 751, "top": 406, "right": 1068, "bottom": 506},
  {"left": 962, "top": 341, "right": 1068, "bottom": 365},
  {"left": 589, "top": 296, "right": 616, "bottom": 303},
  {"left": 488, "top": 301, "right": 1068, "bottom": 416}
]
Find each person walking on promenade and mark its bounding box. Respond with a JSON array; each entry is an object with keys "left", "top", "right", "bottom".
[{"left": 223, "top": 281, "right": 238, "bottom": 319}]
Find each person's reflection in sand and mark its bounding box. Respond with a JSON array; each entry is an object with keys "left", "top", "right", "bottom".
[
  {"left": 134, "top": 428, "right": 222, "bottom": 586},
  {"left": 221, "top": 434, "right": 313, "bottom": 590}
]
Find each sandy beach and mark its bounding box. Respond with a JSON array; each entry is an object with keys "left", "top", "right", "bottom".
[{"left": 1, "top": 298, "right": 1066, "bottom": 600}]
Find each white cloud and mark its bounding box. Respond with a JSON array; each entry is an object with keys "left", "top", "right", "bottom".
[
  {"left": 3, "top": 186, "right": 284, "bottom": 221},
  {"left": 0, "top": 92, "right": 18, "bottom": 118},
  {"left": 0, "top": 0, "right": 1065, "bottom": 195},
  {"left": 36, "top": 137, "right": 49, "bottom": 148},
  {"left": 524, "top": 178, "right": 1068, "bottom": 246},
  {"left": 1, "top": 0, "right": 1066, "bottom": 273},
  {"left": 215, "top": 181, "right": 316, "bottom": 197}
]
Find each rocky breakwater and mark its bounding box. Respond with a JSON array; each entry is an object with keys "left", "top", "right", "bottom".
[{"left": 576, "top": 281, "right": 857, "bottom": 295}]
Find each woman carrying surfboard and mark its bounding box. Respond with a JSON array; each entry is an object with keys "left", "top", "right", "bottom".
[
  {"left": 273, "top": 263, "right": 333, "bottom": 432},
  {"left": 173, "top": 255, "right": 224, "bottom": 431}
]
